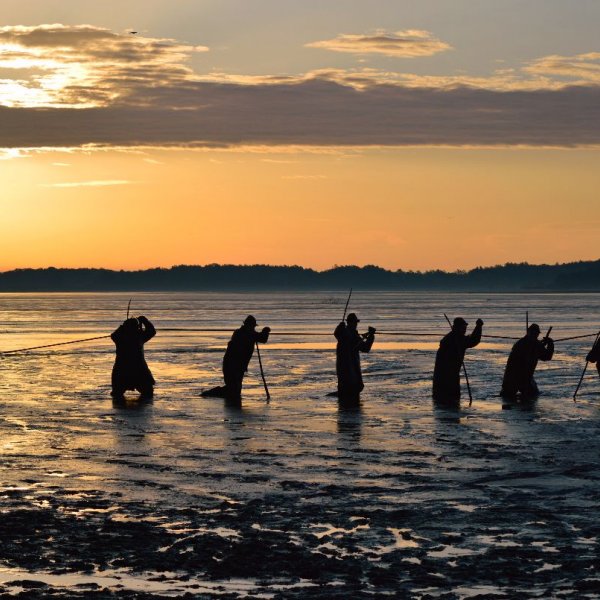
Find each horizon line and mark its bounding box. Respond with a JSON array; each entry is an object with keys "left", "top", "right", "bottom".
[{"left": 1, "top": 258, "right": 600, "bottom": 276}]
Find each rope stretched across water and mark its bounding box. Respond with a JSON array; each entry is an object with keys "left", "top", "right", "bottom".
[
  {"left": 1, "top": 328, "right": 596, "bottom": 355},
  {"left": 554, "top": 333, "right": 599, "bottom": 342},
  {"left": 0, "top": 335, "right": 111, "bottom": 355}
]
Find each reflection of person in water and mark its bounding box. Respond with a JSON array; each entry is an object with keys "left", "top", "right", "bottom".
[
  {"left": 433, "top": 317, "right": 483, "bottom": 403},
  {"left": 111, "top": 316, "right": 156, "bottom": 400},
  {"left": 337, "top": 402, "right": 363, "bottom": 444},
  {"left": 501, "top": 323, "right": 554, "bottom": 400},
  {"left": 334, "top": 313, "right": 375, "bottom": 404},
  {"left": 202, "top": 315, "right": 270, "bottom": 402}
]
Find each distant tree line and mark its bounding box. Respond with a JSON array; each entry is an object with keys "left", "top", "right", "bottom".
[{"left": 0, "top": 261, "right": 598, "bottom": 292}]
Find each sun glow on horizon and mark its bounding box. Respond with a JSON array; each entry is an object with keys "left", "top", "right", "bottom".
[
  {"left": 1, "top": 11, "right": 598, "bottom": 271},
  {"left": 1, "top": 146, "right": 599, "bottom": 273}
]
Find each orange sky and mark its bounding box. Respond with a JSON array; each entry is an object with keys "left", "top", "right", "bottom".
[
  {"left": 2, "top": 146, "right": 599, "bottom": 271},
  {"left": 0, "top": 7, "right": 599, "bottom": 271}
]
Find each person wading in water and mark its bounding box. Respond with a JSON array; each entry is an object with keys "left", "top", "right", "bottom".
[
  {"left": 501, "top": 323, "right": 554, "bottom": 400},
  {"left": 111, "top": 315, "right": 156, "bottom": 400},
  {"left": 202, "top": 315, "right": 270, "bottom": 403},
  {"left": 433, "top": 317, "right": 483, "bottom": 404},
  {"left": 586, "top": 337, "right": 600, "bottom": 379},
  {"left": 334, "top": 312, "right": 375, "bottom": 404}
]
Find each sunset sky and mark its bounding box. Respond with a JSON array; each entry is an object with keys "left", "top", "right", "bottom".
[{"left": 1, "top": 0, "right": 599, "bottom": 271}]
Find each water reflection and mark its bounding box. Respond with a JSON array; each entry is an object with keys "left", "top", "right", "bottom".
[
  {"left": 501, "top": 395, "right": 539, "bottom": 413},
  {"left": 112, "top": 395, "right": 154, "bottom": 411},
  {"left": 432, "top": 398, "right": 462, "bottom": 422},
  {"left": 109, "top": 394, "right": 154, "bottom": 460},
  {"left": 337, "top": 401, "right": 363, "bottom": 444}
]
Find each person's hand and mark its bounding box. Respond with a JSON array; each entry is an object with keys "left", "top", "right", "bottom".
[
  {"left": 138, "top": 315, "right": 147, "bottom": 322},
  {"left": 368, "top": 326, "right": 376, "bottom": 334},
  {"left": 476, "top": 318, "right": 484, "bottom": 327},
  {"left": 262, "top": 326, "right": 271, "bottom": 333}
]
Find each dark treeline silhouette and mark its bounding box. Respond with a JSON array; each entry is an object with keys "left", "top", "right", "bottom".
[{"left": 0, "top": 260, "right": 599, "bottom": 292}]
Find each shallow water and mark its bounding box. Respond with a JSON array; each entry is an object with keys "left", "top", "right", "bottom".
[{"left": 1, "top": 292, "right": 600, "bottom": 598}]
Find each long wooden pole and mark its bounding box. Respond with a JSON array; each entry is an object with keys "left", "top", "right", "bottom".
[
  {"left": 573, "top": 330, "right": 600, "bottom": 402},
  {"left": 342, "top": 288, "right": 353, "bottom": 322},
  {"left": 255, "top": 342, "right": 271, "bottom": 402},
  {"left": 126, "top": 298, "right": 132, "bottom": 320},
  {"left": 444, "top": 313, "right": 473, "bottom": 406}
]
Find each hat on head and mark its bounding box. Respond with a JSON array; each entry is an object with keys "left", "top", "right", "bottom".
[
  {"left": 453, "top": 317, "right": 468, "bottom": 328},
  {"left": 528, "top": 323, "right": 541, "bottom": 334},
  {"left": 346, "top": 312, "right": 360, "bottom": 323},
  {"left": 244, "top": 315, "right": 257, "bottom": 326}
]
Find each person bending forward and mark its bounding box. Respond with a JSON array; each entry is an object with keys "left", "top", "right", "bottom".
[
  {"left": 222, "top": 315, "right": 270, "bottom": 401},
  {"left": 501, "top": 323, "right": 554, "bottom": 400}
]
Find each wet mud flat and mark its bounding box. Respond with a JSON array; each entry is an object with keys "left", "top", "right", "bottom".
[
  {"left": 2, "top": 389, "right": 600, "bottom": 599},
  {"left": 2, "top": 292, "right": 600, "bottom": 598}
]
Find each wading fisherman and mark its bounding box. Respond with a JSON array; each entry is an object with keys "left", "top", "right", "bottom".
[
  {"left": 586, "top": 337, "right": 600, "bottom": 378},
  {"left": 203, "top": 315, "right": 270, "bottom": 402},
  {"left": 111, "top": 316, "right": 156, "bottom": 399},
  {"left": 334, "top": 313, "right": 375, "bottom": 403},
  {"left": 500, "top": 323, "right": 553, "bottom": 399},
  {"left": 433, "top": 317, "right": 483, "bottom": 403}
]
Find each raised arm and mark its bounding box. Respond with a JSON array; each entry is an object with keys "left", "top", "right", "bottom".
[
  {"left": 138, "top": 316, "right": 156, "bottom": 342},
  {"left": 465, "top": 319, "right": 484, "bottom": 349}
]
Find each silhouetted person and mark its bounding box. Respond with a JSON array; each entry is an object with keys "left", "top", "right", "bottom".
[
  {"left": 202, "top": 315, "right": 270, "bottom": 402},
  {"left": 334, "top": 313, "right": 375, "bottom": 404},
  {"left": 586, "top": 337, "right": 600, "bottom": 377},
  {"left": 433, "top": 317, "right": 483, "bottom": 403},
  {"left": 111, "top": 316, "right": 156, "bottom": 400},
  {"left": 501, "top": 323, "right": 554, "bottom": 400}
]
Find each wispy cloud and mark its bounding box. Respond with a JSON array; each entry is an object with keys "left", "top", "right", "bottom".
[
  {"left": 525, "top": 52, "right": 600, "bottom": 82},
  {"left": 306, "top": 30, "right": 451, "bottom": 58},
  {"left": 41, "top": 179, "right": 134, "bottom": 188}
]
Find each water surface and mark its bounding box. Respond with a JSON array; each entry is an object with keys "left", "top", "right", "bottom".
[{"left": 1, "top": 292, "right": 599, "bottom": 598}]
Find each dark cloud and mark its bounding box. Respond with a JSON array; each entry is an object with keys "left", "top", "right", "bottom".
[
  {"left": 0, "top": 25, "right": 599, "bottom": 148},
  {"left": 1, "top": 79, "right": 600, "bottom": 148}
]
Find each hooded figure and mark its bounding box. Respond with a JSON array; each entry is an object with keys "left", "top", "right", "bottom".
[
  {"left": 334, "top": 313, "right": 375, "bottom": 403},
  {"left": 111, "top": 316, "right": 156, "bottom": 399},
  {"left": 222, "top": 315, "right": 270, "bottom": 401},
  {"left": 501, "top": 324, "right": 554, "bottom": 399},
  {"left": 433, "top": 317, "right": 483, "bottom": 403},
  {"left": 586, "top": 337, "right": 600, "bottom": 377}
]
